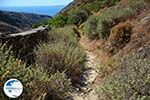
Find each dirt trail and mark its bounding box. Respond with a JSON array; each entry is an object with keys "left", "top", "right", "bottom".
[
  {"left": 72, "top": 33, "right": 105, "bottom": 100},
  {"left": 72, "top": 50, "right": 99, "bottom": 100},
  {"left": 72, "top": 26, "right": 111, "bottom": 100}
]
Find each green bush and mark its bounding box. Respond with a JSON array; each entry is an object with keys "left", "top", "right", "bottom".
[
  {"left": 47, "top": 0, "right": 121, "bottom": 28},
  {"left": 84, "top": 7, "right": 135, "bottom": 39},
  {"left": 68, "top": 10, "right": 88, "bottom": 25},
  {"left": 48, "top": 15, "right": 68, "bottom": 27},
  {"left": 129, "top": 0, "right": 147, "bottom": 9},
  {"left": 79, "top": 1, "right": 103, "bottom": 13},
  {"left": 48, "top": 26, "right": 79, "bottom": 45},
  {"left": 78, "top": 0, "right": 121, "bottom": 13},
  {"left": 35, "top": 42, "right": 87, "bottom": 84},
  {"left": 97, "top": 7, "right": 134, "bottom": 38},
  {"left": 32, "top": 21, "right": 48, "bottom": 28},
  {"left": 97, "top": 49, "right": 150, "bottom": 100},
  {"left": 0, "top": 44, "right": 72, "bottom": 100},
  {"left": 21, "top": 68, "right": 72, "bottom": 100},
  {"left": 0, "top": 44, "right": 26, "bottom": 99},
  {"left": 83, "top": 15, "right": 99, "bottom": 39}
]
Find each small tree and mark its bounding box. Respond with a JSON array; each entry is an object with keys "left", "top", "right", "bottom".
[
  {"left": 83, "top": 15, "right": 99, "bottom": 39},
  {"left": 68, "top": 10, "right": 88, "bottom": 25},
  {"left": 48, "top": 15, "right": 68, "bottom": 27}
]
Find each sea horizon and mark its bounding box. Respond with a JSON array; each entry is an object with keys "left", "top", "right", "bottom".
[{"left": 0, "top": 5, "right": 65, "bottom": 16}]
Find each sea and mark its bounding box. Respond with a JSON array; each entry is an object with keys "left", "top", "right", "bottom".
[{"left": 0, "top": 5, "right": 65, "bottom": 16}]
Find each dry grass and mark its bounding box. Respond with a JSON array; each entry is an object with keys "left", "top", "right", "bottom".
[{"left": 80, "top": 36, "right": 110, "bottom": 64}]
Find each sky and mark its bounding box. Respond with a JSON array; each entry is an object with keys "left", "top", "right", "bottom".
[{"left": 0, "top": 0, "right": 73, "bottom": 7}]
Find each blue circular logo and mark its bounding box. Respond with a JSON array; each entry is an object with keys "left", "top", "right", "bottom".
[{"left": 3, "top": 79, "right": 23, "bottom": 98}]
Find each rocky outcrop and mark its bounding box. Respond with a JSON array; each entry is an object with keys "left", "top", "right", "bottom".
[{"left": 0, "top": 26, "right": 50, "bottom": 65}]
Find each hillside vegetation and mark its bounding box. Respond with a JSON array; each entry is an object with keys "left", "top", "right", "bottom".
[{"left": 0, "top": 0, "right": 150, "bottom": 100}]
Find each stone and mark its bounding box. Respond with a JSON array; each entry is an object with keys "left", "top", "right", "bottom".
[{"left": 0, "top": 26, "right": 50, "bottom": 65}]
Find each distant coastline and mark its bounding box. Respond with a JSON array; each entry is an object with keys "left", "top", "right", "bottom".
[{"left": 0, "top": 5, "right": 65, "bottom": 16}]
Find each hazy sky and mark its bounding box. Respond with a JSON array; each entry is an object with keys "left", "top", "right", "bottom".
[{"left": 0, "top": 0, "right": 73, "bottom": 7}]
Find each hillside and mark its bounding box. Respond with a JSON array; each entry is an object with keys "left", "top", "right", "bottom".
[
  {"left": 0, "top": 0, "right": 150, "bottom": 100},
  {"left": 57, "top": 0, "right": 94, "bottom": 15},
  {"left": 55, "top": 0, "right": 150, "bottom": 55},
  {"left": 0, "top": 10, "right": 51, "bottom": 34}
]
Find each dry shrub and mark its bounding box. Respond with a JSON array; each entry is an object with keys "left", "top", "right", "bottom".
[
  {"left": 97, "top": 49, "right": 150, "bottom": 100},
  {"left": 35, "top": 42, "right": 87, "bottom": 84},
  {"left": 35, "top": 25, "right": 87, "bottom": 88},
  {"left": 48, "top": 25, "right": 79, "bottom": 46},
  {"left": 21, "top": 68, "right": 72, "bottom": 100},
  {"left": 107, "top": 22, "right": 133, "bottom": 54},
  {"left": 118, "top": 16, "right": 150, "bottom": 54}
]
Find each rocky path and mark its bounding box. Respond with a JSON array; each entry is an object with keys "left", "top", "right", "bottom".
[{"left": 72, "top": 50, "right": 100, "bottom": 100}]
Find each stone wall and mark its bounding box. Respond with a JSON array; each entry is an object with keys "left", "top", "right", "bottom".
[{"left": 0, "top": 26, "right": 50, "bottom": 65}]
